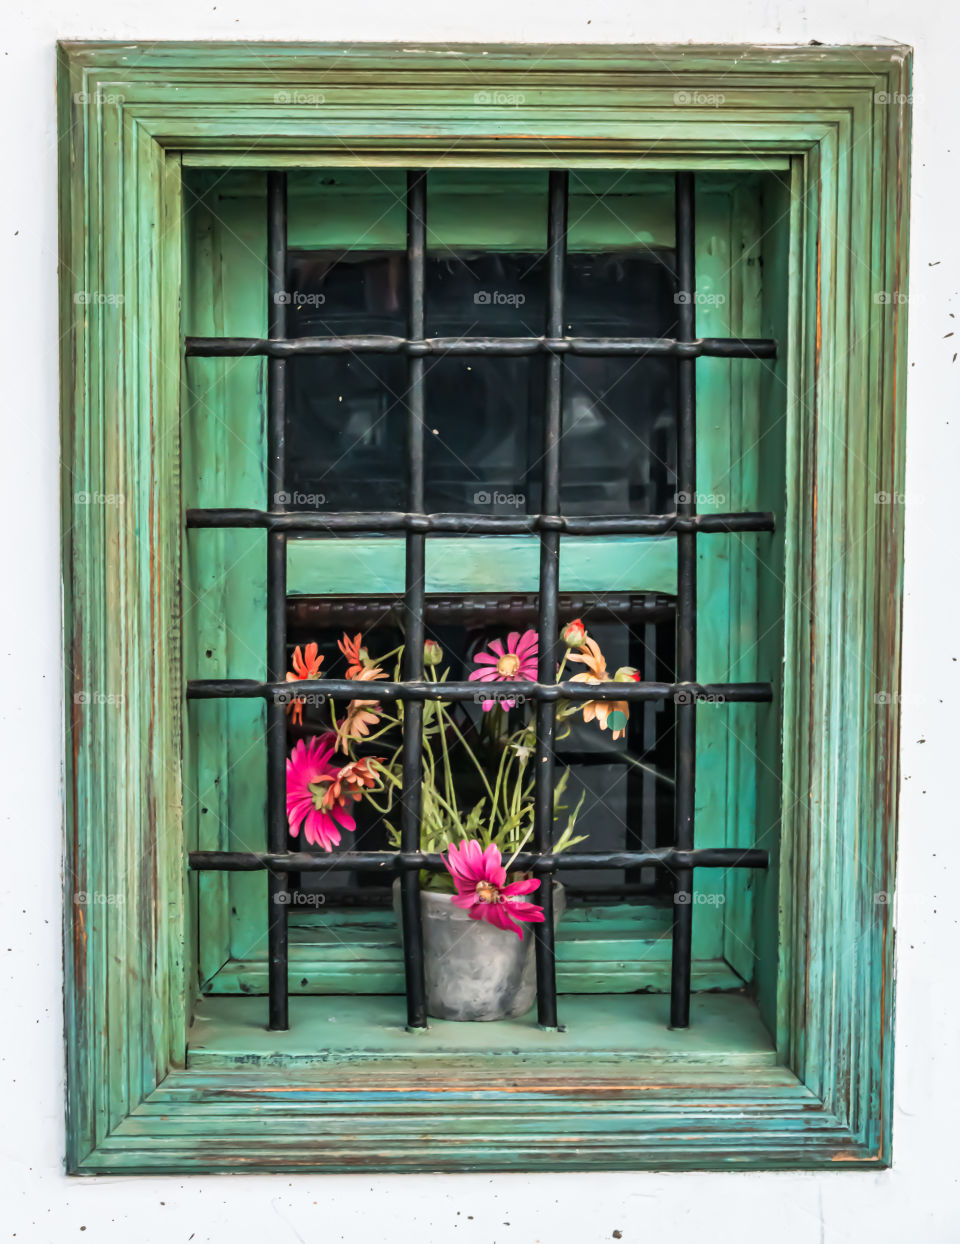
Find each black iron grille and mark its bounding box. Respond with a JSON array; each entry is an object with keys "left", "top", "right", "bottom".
[{"left": 185, "top": 170, "right": 775, "bottom": 1032}]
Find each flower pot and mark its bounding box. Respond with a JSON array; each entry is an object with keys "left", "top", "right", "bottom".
[{"left": 392, "top": 880, "right": 566, "bottom": 1021}]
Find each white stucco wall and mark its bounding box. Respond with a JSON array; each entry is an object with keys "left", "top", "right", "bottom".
[{"left": 1, "top": 2, "right": 956, "bottom": 1240}]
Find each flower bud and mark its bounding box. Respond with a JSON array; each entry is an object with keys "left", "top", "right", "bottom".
[
  {"left": 423, "top": 639, "right": 443, "bottom": 666},
  {"left": 614, "top": 666, "right": 641, "bottom": 682},
  {"left": 561, "top": 618, "right": 586, "bottom": 648}
]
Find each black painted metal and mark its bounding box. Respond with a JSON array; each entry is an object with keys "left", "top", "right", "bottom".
[
  {"left": 186, "top": 334, "right": 777, "bottom": 359},
  {"left": 187, "top": 677, "right": 773, "bottom": 705},
  {"left": 531, "top": 171, "right": 568, "bottom": 1029},
  {"left": 189, "top": 847, "right": 769, "bottom": 873},
  {"left": 398, "top": 171, "right": 429, "bottom": 1029},
  {"left": 671, "top": 172, "right": 697, "bottom": 1030},
  {"left": 186, "top": 508, "right": 775, "bottom": 535},
  {"left": 183, "top": 167, "right": 779, "bottom": 1033},
  {"left": 287, "top": 592, "right": 676, "bottom": 630},
  {"left": 265, "top": 172, "right": 289, "bottom": 1032}
]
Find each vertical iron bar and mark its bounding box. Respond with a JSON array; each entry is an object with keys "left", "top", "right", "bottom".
[
  {"left": 671, "top": 172, "right": 697, "bottom": 1029},
  {"left": 399, "top": 171, "right": 428, "bottom": 1029},
  {"left": 266, "top": 172, "right": 289, "bottom": 1030},
  {"left": 533, "top": 171, "right": 568, "bottom": 1029}
]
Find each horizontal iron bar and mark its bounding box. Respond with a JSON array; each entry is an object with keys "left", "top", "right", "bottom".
[
  {"left": 188, "top": 847, "right": 769, "bottom": 873},
  {"left": 185, "top": 334, "right": 777, "bottom": 360},
  {"left": 186, "top": 509, "right": 775, "bottom": 535},
  {"left": 288, "top": 592, "right": 676, "bottom": 629},
  {"left": 186, "top": 677, "right": 772, "bottom": 704}
]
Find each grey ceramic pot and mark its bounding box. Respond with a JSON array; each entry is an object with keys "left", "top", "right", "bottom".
[{"left": 393, "top": 880, "right": 565, "bottom": 1021}]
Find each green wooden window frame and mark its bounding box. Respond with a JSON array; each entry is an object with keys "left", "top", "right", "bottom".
[{"left": 60, "top": 41, "right": 910, "bottom": 1173}]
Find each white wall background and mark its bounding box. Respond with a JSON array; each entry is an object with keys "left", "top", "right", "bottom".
[{"left": 1, "top": 2, "right": 956, "bottom": 1240}]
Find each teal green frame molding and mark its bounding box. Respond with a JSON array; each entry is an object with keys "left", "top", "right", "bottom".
[{"left": 59, "top": 41, "right": 910, "bottom": 1173}]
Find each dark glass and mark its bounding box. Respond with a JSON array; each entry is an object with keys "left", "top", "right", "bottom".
[
  {"left": 285, "top": 251, "right": 409, "bottom": 511},
  {"left": 285, "top": 249, "right": 678, "bottom": 514}
]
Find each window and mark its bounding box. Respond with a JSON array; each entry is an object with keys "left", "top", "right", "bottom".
[
  {"left": 183, "top": 165, "right": 779, "bottom": 1043},
  {"left": 61, "top": 41, "right": 910, "bottom": 1172}
]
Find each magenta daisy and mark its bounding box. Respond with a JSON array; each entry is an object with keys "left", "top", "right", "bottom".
[
  {"left": 443, "top": 840, "right": 545, "bottom": 938},
  {"left": 285, "top": 733, "right": 356, "bottom": 852},
  {"left": 468, "top": 629, "right": 538, "bottom": 711}
]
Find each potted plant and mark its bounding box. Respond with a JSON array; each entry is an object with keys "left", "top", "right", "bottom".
[{"left": 283, "top": 620, "right": 639, "bottom": 1021}]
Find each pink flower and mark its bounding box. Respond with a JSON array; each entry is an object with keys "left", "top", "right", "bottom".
[
  {"left": 285, "top": 734, "right": 356, "bottom": 851},
  {"left": 442, "top": 840, "right": 545, "bottom": 938},
  {"left": 468, "top": 630, "right": 538, "bottom": 711}
]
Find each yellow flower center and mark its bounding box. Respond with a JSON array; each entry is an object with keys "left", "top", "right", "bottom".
[
  {"left": 475, "top": 881, "right": 500, "bottom": 903},
  {"left": 496, "top": 652, "right": 521, "bottom": 677}
]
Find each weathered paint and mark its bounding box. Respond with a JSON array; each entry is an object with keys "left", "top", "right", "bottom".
[{"left": 59, "top": 40, "right": 910, "bottom": 1174}]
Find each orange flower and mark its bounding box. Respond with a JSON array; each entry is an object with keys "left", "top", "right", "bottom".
[
  {"left": 285, "top": 642, "right": 324, "bottom": 726},
  {"left": 338, "top": 632, "right": 370, "bottom": 679},
  {"left": 325, "top": 756, "right": 383, "bottom": 807},
  {"left": 566, "top": 637, "right": 630, "bottom": 741},
  {"left": 336, "top": 665, "right": 387, "bottom": 746}
]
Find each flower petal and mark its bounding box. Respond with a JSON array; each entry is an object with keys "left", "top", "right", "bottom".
[
  {"left": 514, "top": 630, "right": 538, "bottom": 657},
  {"left": 469, "top": 667, "right": 500, "bottom": 683},
  {"left": 502, "top": 877, "right": 541, "bottom": 897}
]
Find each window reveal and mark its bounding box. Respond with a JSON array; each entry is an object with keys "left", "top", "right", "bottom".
[{"left": 185, "top": 170, "right": 776, "bottom": 1032}]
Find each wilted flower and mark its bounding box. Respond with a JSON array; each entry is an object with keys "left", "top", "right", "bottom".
[
  {"left": 468, "top": 630, "right": 538, "bottom": 711},
  {"left": 327, "top": 756, "right": 382, "bottom": 805},
  {"left": 567, "top": 637, "right": 630, "bottom": 740},
  {"left": 336, "top": 666, "right": 387, "bottom": 746},
  {"left": 443, "top": 840, "right": 545, "bottom": 938}
]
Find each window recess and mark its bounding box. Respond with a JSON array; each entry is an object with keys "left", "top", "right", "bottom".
[{"left": 183, "top": 165, "right": 785, "bottom": 1043}]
